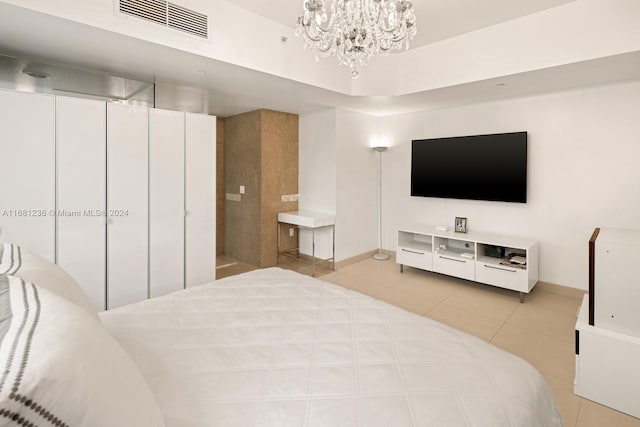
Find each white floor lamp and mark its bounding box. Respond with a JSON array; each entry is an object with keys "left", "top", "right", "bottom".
[{"left": 373, "top": 146, "right": 390, "bottom": 261}]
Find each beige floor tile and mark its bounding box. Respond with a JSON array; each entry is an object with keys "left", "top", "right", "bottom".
[
  {"left": 425, "top": 304, "right": 504, "bottom": 342},
  {"left": 320, "top": 270, "right": 353, "bottom": 285},
  {"left": 576, "top": 399, "right": 640, "bottom": 427},
  {"left": 524, "top": 287, "right": 582, "bottom": 316},
  {"left": 507, "top": 303, "right": 577, "bottom": 341},
  {"left": 392, "top": 275, "right": 459, "bottom": 301},
  {"left": 439, "top": 284, "right": 520, "bottom": 321},
  {"left": 544, "top": 374, "right": 581, "bottom": 427},
  {"left": 340, "top": 258, "right": 403, "bottom": 285},
  {"left": 491, "top": 323, "right": 575, "bottom": 383},
  {"left": 375, "top": 287, "right": 443, "bottom": 315},
  {"left": 331, "top": 272, "right": 397, "bottom": 297}
]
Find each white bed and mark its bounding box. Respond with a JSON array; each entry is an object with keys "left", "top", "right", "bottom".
[{"left": 100, "top": 267, "right": 563, "bottom": 427}]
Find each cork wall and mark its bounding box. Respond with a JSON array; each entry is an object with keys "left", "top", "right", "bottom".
[
  {"left": 222, "top": 109, "right": 298, "bottom": 267},
  {"left": 223, "top": 110, "right": 262, "bottom": 266},
  {"left": 216, "top": 119, "right": 225, "bottom": 256},
  {"left": 261, "top": 110, "right": 298, "bottom": 267}
]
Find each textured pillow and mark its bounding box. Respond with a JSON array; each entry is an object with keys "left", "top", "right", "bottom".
[
  {"left": 0, "top": 275, "right": 165, "bottom": 427},
  {"left": 0, "top": 242, "right": 98, "bottom": 319}
]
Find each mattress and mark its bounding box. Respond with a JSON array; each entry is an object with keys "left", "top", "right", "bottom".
[{"left": 100, "top": 268, "right": 562, "bottom": 427}]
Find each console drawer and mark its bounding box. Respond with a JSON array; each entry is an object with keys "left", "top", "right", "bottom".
[
  {"left": 433, "top": 253, "right": 475, "bottom": 281},
  {"left": 397, "top": 246, "right": 432, "bottom": 271},
  {"left": 476, "top": 262, "right": 528, "bottom": 292}
]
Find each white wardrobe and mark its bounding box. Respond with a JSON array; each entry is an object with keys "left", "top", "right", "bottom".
[{"left": 0, "top": 89, "right": 216, "bottom": 311}]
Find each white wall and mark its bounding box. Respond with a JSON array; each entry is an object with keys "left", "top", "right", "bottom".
[
  {"left": 380, "top": 81, "right": 640, "bottom": 290},
  {"left": 299, "top": 109, "right": 337, "bottom": 259},
  {"left": 299, "top": 108, "right": 379, "bottom": 261},
  {"left": 335, "top": 110, "right": 379, "bottom": 261}
]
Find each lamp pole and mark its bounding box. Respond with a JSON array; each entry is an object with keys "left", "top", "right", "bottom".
[{"left": 373, "top": 146, "right": 390, "bottom": 261}]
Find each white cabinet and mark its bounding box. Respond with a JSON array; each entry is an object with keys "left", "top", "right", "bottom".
[
  {"left": 397, "top": 231, "right": 433, "bottom": 271},
  {"left": 589, "top": 227, "right": 640, "bottom": 337},
  {"left": 56, "top": 97, "right": 106, "bottom": 311},
  {"left": 397, "top": 225, "right": 538, "bottom": 300},
  {"left": 107, "top": 104, "right": 149, "bottom": 309},
  {"left": 475, "top": 262, "right": 528, "bottom": 292},
  {"left": 0, "top": 90, "right": 55, "bottom": 261},
  {"left": 185, "top": 113, "right": 216, "bottom": 287},
  {"left": 149, "top": 109, "right": 185, "bottom": 298},
  {"left": 433, "top": 251, "right": 475, "bottom": 281},
  {"left": 0, "top": 89, "right": 216, "bottom": 309},
  {"left": 575, "top": 295, "right": 640, "bottom": 419}
]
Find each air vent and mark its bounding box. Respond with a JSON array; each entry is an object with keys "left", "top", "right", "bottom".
[
  {"left": 168, "top": 3, "right": 208, "bottom": 38},
  {"left": 118, "top": 0, "right": 208, "bottom": 39},
  {"left": 120, "top": 0, "right": 167, "bottom": 25}
]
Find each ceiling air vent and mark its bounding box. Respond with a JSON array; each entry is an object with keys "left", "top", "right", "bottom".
[
  {"left": 118, "top": 0, "right": 208, "bottom": 39},
  {"left": 120, "top": 0, "right": 167, "bottom": 25},
  {"left": 168, "top": 3, "right": 208, "bottom": 39}
]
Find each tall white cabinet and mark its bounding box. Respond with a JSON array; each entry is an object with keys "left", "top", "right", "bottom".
[
  {"left": 185, "top": 113, "right": 216, "bottom": 288},
  {"left": 149, "top": 109, "right": 185, "bottom": 298},
  {"left": 57, "top": 97, "right": 107, "bottom": 311},
  {"left": 0, "top": 90, "right": 55, "bottom": 261},
  {"left": 107, "top": 104, "right": 150, "bottom": 309},
  {"left": 0, "top": 89, "right": 216, "bottom": 311}
]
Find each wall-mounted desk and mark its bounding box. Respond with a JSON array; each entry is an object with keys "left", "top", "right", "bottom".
[{"left": 277, "top": 210, "right": 335, "bottom": 277}]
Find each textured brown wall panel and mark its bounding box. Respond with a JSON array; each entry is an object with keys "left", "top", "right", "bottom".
[
  {"left": 260, "top": 110, "right": 299, "bottom": 267},
  {"left": 216, "top": 119, "right": 225, "bottom": 256},
  {"left": 223, "top": 110, "right": 262, "bottom": 266}
]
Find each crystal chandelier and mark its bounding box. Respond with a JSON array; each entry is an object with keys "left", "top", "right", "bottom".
[{"left": 296, "top": 0, "right": 417, "bottom": 78}]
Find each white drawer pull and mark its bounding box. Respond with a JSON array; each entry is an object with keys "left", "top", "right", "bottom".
[
  {"left": 439, "top": 255, "right": 466, "bottom": 263},
  {"left": 484, "top": 264, "right": 516, "bottom": 273},
  {"left": 402, "top": 248, "right": 424, "bottom": 255}
]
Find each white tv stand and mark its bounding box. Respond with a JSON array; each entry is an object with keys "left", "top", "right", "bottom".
[{"left": 397, "top": 225, "right": 539, "bottom": 302}]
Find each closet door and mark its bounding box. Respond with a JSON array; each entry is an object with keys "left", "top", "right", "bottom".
[
  {"left": 149, "top": 109, "right": 185, "bottom": 298},
  {"left": 185, "top": 113, "right": 216, "bottom": 287},
  {"left": 107, "top": 104, "right": 148, "bottom": 309},
  {"left": 56, "top": 97, "right": 106, "bottom": 311},
  {"left": 0, "top": 90, "right": 55, "bottom": 260}
]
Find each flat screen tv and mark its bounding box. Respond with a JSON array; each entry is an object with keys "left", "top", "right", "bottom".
[{"left": 411, "top": 131, "right": 527, "bottom": 203}]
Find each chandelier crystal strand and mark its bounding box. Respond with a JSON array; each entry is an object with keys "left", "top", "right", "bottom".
[{"left": 296, "top": 0, "right": 417, "bottom": 78}]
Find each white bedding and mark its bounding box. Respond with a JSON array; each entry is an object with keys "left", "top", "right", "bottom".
[{"left": 100, "top": 268, "right": 562, "bottom": 427}]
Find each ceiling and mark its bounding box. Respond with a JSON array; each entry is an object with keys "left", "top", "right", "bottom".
[
  {"left": 0, "top": 0, "right": 639, "bottom": 117},
  {"left": 232, "top": 0, "right": 577, "bottom": 49}
]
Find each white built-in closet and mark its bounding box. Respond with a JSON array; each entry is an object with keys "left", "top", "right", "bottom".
[{"left": 0, "top": 89, "right": 216, "bottom": 311}]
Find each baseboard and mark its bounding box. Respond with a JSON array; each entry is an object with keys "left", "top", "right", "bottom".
[{"left": 536, "top": 281, "right": 587, "bottom": 299}]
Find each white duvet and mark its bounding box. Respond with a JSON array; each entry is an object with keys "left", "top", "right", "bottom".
[{"left": 100, "top": 268, "right": 562, "bottom": 427}]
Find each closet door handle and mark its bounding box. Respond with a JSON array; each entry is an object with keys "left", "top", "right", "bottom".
[
  {"left": 439, "top": 255, "right": 465, "bottom": 263},
  {"left": 484, "top": 264, "right": 517, "bottom": 273}
]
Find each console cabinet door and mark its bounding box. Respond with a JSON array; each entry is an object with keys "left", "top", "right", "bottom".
[
  {"left": 149, "top": 108, "right": 185, "bottom": 298},
  {"left": 107, "top": 104, "right": 149, "bottom": 309},
  {"left": 185, "top": 113, "right": 216, "bottom": 287},
  {"left": 0, "top": 90, "right": 55, "bottom": 260},
  {"left": 56, "top": 97, "right": 106, "bottom": 311}
]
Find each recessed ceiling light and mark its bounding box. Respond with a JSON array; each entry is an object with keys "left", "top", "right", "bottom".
[
  {"left": 496, "top": 83, "right": 506, "bottom": 87},
  {"left": 22, "top": 69, "right": 49, "bottom": 79},
  {"left": 195, "top": 70, "right": 207, "bottom": 75}
]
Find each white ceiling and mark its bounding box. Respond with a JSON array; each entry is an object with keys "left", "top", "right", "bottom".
[
  {"left": 0, "top": 0, "right": 639, "bottom": 118},
  {"left": 232, "top": 0, "right": 576, "bottom": 49}
]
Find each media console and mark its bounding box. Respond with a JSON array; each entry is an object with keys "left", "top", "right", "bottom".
[{"left": 397, "top": 225, "right": 538, "bottom": 302}]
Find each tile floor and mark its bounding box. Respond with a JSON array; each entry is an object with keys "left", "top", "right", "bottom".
[{"left": 217, "top": 254, "right": 640, "bottom": 426}]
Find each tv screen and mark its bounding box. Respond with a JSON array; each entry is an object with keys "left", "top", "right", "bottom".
[{"left": 411, "top": 132, "right": 527, "bottom": 203}]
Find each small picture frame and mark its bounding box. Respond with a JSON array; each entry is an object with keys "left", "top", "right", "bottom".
[{"left": 455, "top": 217, "right": 468, "bottom": 233}]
